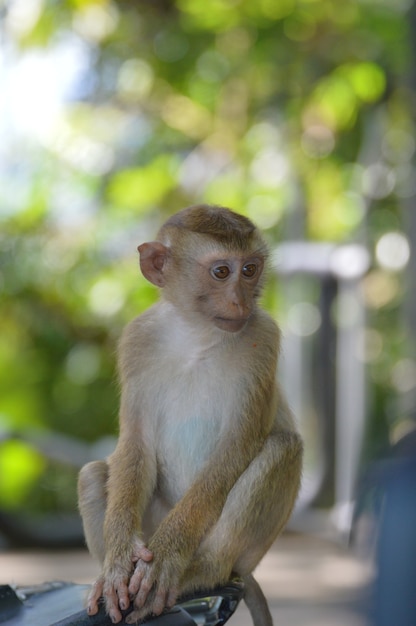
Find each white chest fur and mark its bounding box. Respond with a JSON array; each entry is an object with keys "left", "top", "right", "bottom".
[{"left": 138, "top": 305, "right": 242, "bottom": 499}]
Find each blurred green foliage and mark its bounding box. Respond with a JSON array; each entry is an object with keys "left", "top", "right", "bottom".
[{"left": 0, "top": 0, "right": 415, "bottom": 520}]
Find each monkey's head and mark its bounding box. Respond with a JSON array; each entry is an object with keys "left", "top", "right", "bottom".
[{"left": 137, "top": 205, "right": 269, "bottom": 333}]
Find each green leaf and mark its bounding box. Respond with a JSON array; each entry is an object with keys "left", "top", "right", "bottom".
[
  {"left": 0, "top": 441, "right": 46, "bottom": 509},
  {"left": 106, "top": 156, "right": 178, "bottom": 212}
]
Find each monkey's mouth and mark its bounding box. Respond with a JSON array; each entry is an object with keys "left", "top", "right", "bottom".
[{"left": 214, "top": 316, "right": 248, "bottom": 333}]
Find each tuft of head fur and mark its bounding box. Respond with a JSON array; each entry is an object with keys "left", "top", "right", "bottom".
[{"left": 158, "top": 204, "right": 268, "bottom": 256}]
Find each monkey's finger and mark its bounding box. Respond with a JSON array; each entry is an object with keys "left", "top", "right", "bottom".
[
  {"left": 128, "top": 564, "right": 147, "bottom": 596},
  {"left": 151, "top": 589, "right": 170, "bottom": 616},
  {"left": 166, "top": 587, "right": 179, "bottom": 609},
  {"left": 131, "top": 537, "right": 154, "bottom": 564},
  {"left": 133, "top": 546, "right": 153, "bottom": 563},
  {"left": 125, "top": 587, "right": 168, "bottom": 625},
  {"left": 151, "top": 585, "right": 178, "bottom": 615},
  {"left": 133, "top": 576, "right": 153, "bottom": 608},
  {"left": 87, "top": 577, "right": 104, "bottom": 615},
  {"left": 105, "top": 596, "right": 123, "bottom": 623},
  {"left": 103, "top": 583, "right": 123, "bottom": 624},
  {"left": 116, "top": 583, "right": 130, "bottom": 612}
]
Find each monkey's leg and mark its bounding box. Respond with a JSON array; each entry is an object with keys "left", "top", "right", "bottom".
[
  {"left": 186, "top": 429, "right": 302, "bottom": 622},
  {"left": 78, "top": 460, "right": 155, "bottom": 622},
  {"left": 77, "top": 461, "right": 112, "bottom": 617},
  {"left": 78, "top": 460, "right": 109, "bottom": 563},
  {"left": 180, "top": 429, "right": 303, "bottom": 626}
]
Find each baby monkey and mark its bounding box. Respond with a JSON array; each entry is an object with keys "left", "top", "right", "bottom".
[{"left": 78, "top": 204, "right": 303, "bottom": 625}]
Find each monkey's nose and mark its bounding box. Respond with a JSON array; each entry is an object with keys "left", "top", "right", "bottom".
[{"left": 231, "top": 298, "right": 250, "bottom": 317}]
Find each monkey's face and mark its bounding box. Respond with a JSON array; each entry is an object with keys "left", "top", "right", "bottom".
[
  {"left": 138, "top": 207, "right": 268, "bottom": 334},
  {"left": 191, "top": 252, "right": 265, "bottom": 333}
]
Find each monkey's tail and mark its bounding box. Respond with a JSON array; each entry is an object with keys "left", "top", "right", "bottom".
[{"left": 242, "top": 573, "right": 273, "bottom": 626}]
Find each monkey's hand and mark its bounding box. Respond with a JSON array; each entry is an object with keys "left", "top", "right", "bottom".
[
  {"left": 87, "top": 539, "right": 153, "bottom": 624},
  {"left": 126, "top": 551, "right": 182, "bottom": 624}
]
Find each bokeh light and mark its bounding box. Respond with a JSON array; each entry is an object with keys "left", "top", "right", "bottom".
[{"left": 375, "top": 231, "right": 411, "bottom": 272}]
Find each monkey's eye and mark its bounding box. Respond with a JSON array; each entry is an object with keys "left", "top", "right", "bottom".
[
  {"left": 211, "top": 265, "right": 230, "bottom": 280},
  {"left": 242, "top": 263, "right": 257, "bottom": 278}
]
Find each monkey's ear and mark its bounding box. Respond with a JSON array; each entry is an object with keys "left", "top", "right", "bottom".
[{"left": 137, "top": 242, "right": 170, "bottom": 287}]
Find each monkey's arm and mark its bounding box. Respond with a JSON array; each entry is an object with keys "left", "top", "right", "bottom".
[
  {"left": 84, "top": 316, "right": 164, "bottom": 623},
  {"left": 92, "top": 398, "right": 157, "bottom": 623},
  {"left": 103, "top": 316, "right": 158, "bottom": 569}
]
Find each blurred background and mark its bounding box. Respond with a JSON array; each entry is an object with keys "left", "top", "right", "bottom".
[{"left": 0, "top": 0, "right": 415, "bottom": 621}]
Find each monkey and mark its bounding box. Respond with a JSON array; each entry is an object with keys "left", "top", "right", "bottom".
[{"left": 78, "top": 204, "right": 303, "bottom": 625}]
